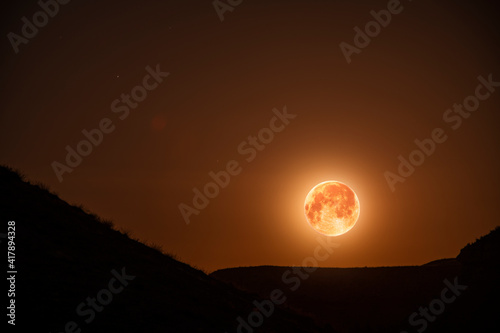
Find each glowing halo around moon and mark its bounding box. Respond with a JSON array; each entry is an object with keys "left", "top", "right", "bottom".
[{"left": 304, "top": 181, "right": 360, "bottom": 236}]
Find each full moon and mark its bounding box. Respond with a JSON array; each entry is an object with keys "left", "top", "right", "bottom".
[{"left": 304, "top": 181, "right": 360, "bottom": 236}]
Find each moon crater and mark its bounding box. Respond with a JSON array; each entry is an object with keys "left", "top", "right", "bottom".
[{"left": 304, "top": 181, "right": 360, "bottom": 236}]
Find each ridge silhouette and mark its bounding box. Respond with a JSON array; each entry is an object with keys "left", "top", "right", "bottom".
[
  {"left": 0, "top": 166, "right": 328, "bottom": 332},
  {"left": 1, "top": 165, "right": 498, "bottom": 332}
]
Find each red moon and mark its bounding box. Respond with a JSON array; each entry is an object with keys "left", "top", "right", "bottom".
[{"left": 304, "top": 181, "right": 360, "bottom": 236}]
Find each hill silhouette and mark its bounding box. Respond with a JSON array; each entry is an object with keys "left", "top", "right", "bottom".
[
  {"left": 0, "top": 166, "right": 329, "bottom": 332},
  {"left": 2, "top": 165, "right": 498, "bottom": 332},
  {"left": 212, "top": 230, "right": 500, "bottom": 332},
  {"left": 457, "top": 226, "right": 500, "bottom": 266}
]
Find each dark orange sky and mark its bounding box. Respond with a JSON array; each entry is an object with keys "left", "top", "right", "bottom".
[{"left": 1, "top": 0, "right": 499, "bottom": 272}]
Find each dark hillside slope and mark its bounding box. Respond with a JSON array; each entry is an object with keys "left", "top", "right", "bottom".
[
  {"left": 212, "top": 228, "right": 500, "bottom": 333},
  {"left": 457, "top": 226, "right": 500, "bottom": 266},
  {"left": 212, "top": 265, "right": 462, "bottom": 332},
  {"left": 0, "top": 166, "right": 328, "bottom": 333}
]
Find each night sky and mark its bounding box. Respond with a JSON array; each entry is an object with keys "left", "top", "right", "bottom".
[{"left": 1, "top": 0, "right": 499, "bottom": 272}]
